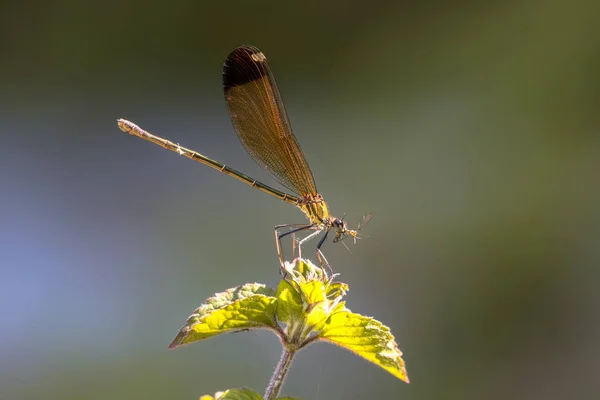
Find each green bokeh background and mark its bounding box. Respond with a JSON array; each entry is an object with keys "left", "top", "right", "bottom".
[{"left": 1, "top": 1, "right": 598, "bottom": 399}]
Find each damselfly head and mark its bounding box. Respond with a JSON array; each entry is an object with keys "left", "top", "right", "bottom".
[
  {"left": 333, "top": 213, "right": 372, "bottom": 244},
  {"left": 332, "top": 217, "right": 348, "bottom": 243}
]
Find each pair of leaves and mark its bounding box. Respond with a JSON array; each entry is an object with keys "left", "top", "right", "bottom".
[
  {"left": 200, "top": 388, "right": 297, "bottom": 400},
  {"left": 169, "top": 259, "right": 408, "bottom": 384}
]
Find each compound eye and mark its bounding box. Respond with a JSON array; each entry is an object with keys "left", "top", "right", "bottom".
[{"left": 335, "top": 218, "right": 345, "bottom": 228}]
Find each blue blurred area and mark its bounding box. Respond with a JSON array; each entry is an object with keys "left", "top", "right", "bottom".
[{"left": 1, "top": 1, "right": 599, "bottom": 399}]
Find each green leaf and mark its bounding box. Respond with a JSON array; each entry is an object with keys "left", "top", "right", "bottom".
[
  {"left": 305, "top": 300, "right": 347, "bottom": 335},
  {"left": 200, "top": 388, "right": 263, "bottom": 400},
  {"left": 320, "top": 310, "right": 409, "bottom": 383},
  {"left": 325, "top": 281, "right": 348, "bottom": 300},
  {"left": 274, "top": 278, "right": 304, "bottom": 325},
  {"left": 203, "top": 390, "right": 299, "bottom": 400},
  {"left": 300, "top": 280, "right": 326, "bottom": 306},
  {"left": 169, "top": 283, "right": 277, "bottom": 349},
  {"left": 218, "top": 388, "right": 263, "bottom": 400}
]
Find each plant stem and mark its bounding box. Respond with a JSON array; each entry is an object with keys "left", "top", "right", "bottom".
[{"left": 264, "top": 345, "right": 296, "bottom": 400}]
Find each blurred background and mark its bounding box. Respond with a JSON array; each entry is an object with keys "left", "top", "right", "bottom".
[{"left": 1, "top": 0, "right": 599, "bottom": 399}]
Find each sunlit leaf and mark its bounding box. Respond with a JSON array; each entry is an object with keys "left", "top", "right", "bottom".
[
  {"left": 169, "top": 284, "right": 277, "bottom": 349},
  {"left": 320, "top": 310, "right": 409, "bottom": 383},
  {"left": 217, "top": 388, "right": 263, "bottom": 400},
  {"left": 274, "top": 278, "right": 304, "bottom": 325}
]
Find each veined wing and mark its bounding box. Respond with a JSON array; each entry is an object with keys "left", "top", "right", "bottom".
[{"left": 223, "top": 45, "right": 317, "bottom": 196}]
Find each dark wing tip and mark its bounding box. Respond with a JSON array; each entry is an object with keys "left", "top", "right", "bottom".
[{"left": 223, "top": 45, "right": 269, "bottom": 90}]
